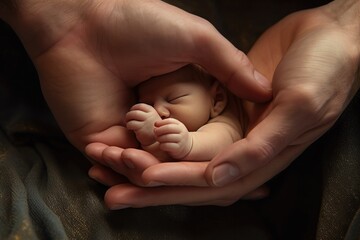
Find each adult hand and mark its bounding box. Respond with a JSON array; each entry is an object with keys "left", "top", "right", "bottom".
[
  {"left": 206, "top": 0, "right": 360, "bottom": 187},
  {"left": 87, "top": 0, "right": 360, "bottom": 208},
  {"left": 0, "top": 0, "right": 270, "bottom": 150}
]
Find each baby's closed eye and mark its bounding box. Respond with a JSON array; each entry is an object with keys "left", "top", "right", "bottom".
[{"left": 168, "top": 94, "right": 189, "bottom": 103}]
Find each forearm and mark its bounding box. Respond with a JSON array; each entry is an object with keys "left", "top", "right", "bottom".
[{"left": 183, "top": 127, "right": 240, "bottom": 161}]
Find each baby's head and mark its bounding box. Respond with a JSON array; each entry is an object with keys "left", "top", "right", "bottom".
[{"left": 137, "top": 64, "right": 228, "bottom": 131}]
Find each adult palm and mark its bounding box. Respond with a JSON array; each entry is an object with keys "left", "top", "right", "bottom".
[
  {"left": 87, "top": 2, "right": 360, "bottom": 208},
  {"left": 20, "top": 0, "right": 269, "bottom": 150}
]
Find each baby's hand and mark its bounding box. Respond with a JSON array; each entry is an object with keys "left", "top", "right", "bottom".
[
  {"left": 125, "top": 103, "right": 161, "bottom": 146},
  {"left": 154, "top": 118, "right": 192, "bottom": 159}
]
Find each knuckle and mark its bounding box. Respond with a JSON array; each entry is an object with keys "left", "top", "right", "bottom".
[
  {"left": 282, "top": 86, "right": 323, "bottom": 122},
  {"left": 131, "top": 103, "right": 144, "bottom": 110},
  {"left": 245, "top": 141, "right": 276, "bottom": 166},
  {"left": 234, "top": 49, "right": 251, "bottom": 68}
]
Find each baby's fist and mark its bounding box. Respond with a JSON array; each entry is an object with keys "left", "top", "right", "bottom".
[
  {"left": 126, "top": 103, "right": 161, "bottom": 146},
  {"left": 154, "top": 118, "right": 192, "bottom": 159}
]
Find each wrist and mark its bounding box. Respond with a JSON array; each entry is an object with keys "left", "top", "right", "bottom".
[
  {"left": 176, "top": 135, "right": 193, "bottom": 160},
  {"left": 327, "top": 0, "right": 360, "bottom": 93},
  {"left": 326, "top": 0, "right": 360, "bottom": 34}
]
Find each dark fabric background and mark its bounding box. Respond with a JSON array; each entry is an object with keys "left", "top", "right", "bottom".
[{"left": 1, "top": 0, "right": 359, "bottom": 239}]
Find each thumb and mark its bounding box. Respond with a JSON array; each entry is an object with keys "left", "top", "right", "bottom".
[
  {"left": 192, "top": 26, "right": 272, "bottom": 102},
  {"left": 205, "top": 102, "right": 310, "bottom": 186}
]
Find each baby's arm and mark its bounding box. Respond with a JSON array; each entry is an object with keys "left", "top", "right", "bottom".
[
  {"left": 155, "top": 119, "right": 241, "bottom": 161},
  {"left": 183, "top": 122, "right": 241, "bottom": 161}
]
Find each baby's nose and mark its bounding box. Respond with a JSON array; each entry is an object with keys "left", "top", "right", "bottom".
[{"left": 154, "top": 104, "right": 170, "bottom": 119}]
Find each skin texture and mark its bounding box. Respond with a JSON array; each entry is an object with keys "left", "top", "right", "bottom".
[
  {"left": 1, "top": 0, "right": 359, "bottom": 208},
  {"left": 0, "top": 0, "right": 270, "bottom": 151},
  {"left": 126, "top": 65, "right": 242, "bottom": 161},
  {"left": 86, "top": 0, "right": 360, "bottom": 209}
]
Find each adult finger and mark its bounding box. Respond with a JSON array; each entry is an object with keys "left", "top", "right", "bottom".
[
  {"left": 192, "top": 25, "right": 272, "bottom": 102},
  {"left": 104, "top": 144, "right": 298, "bottom": 209},
  {"left": 116, "top": 148, "right": 209, "bottom": 187},
  {"left": 143, "top": 162, "right": 209, "bottom": 187},
  {"left": 205, "top": 100, "right": 313, "bottom": 186},
  {"left": 88, "top": 164, "right": 128, "bottom": 186},
  {"left": 99, "top": 147, "right": 162, "bottom": 187},
  {"left": 85, "top": 142, "right": 110, "bottom": 163},
  {"left": 241, "top": 186, "right": 270, "bottom": 200},
  {"left": 105, "top": 184, "right": 238, "bottom": 209}
]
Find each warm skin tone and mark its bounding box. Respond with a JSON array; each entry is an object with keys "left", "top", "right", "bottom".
[
  {"left": 0, "top": 0, "right": 269, "bottom": 151},
  {"left": 1, "top": 0, "right": 359, "bottom": 209},
  {"left": 0, "top": 0, "right": 269, "bottom": 204},
  {"left": 87, "top": 0, "right": 360, "bottom": 209},
  {"left": 126, "top": 65, "right": 242, "bottom": 161}
]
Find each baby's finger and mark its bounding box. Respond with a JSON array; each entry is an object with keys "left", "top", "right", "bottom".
[
  {"left": 159, "top": 142, "right": 181, "bottom": 153},
  {"left": 125, "top": 110, "right": 148, "bottom": 122},
  {"left": 154, "top": 123, "right": 181, "bottom": 137},
  {"left": 129, "top": 103, "right": 153, "bottom": 111},
  {"left": 155, "top": 118, "right": 180, "bottom": 126},
  {"left": 156, "top": 133, "right": 182, "bottom": 144},
  {"left": 126, "top": 120, "right": 143, "bottom": 130}
]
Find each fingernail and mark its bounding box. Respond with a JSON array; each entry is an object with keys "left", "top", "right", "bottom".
[
  {"left": 254, "top": 71, "right": 271, "bottom": 90},
  {"left": 212, "top": 163, "right": 240, "bottom": 187},
  {"left": 111, "top": 205, "right": 131, "bottom": 210}
]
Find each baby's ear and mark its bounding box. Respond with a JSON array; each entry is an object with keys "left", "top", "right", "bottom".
[{"left": 210, "top": 81, "right": 228, "bottom": 118}]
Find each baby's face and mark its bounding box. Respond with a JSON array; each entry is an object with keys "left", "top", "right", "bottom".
[{"left": 138, "top": 67, "right": 213, "bottom": 131}]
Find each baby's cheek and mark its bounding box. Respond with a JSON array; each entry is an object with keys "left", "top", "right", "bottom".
[
  {"left": 171, "top": 106, "right": 209, "bottom": 131},
  {"left": 181, "top": 115, "right": 209, "bottom": 131}
]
